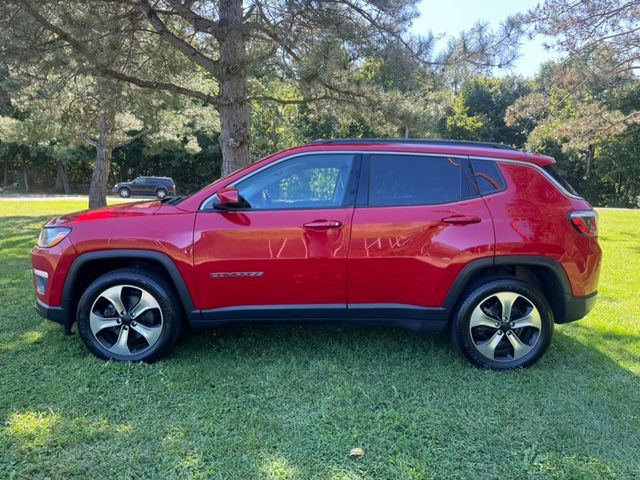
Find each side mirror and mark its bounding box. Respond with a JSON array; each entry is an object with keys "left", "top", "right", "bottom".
[{"left": 214, "top": 187, "right": 240, "bottom": 209}]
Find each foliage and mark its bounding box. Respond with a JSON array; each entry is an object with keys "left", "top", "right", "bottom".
[
  {"left": 441, "top": 76, "right": 532, "bottom": 147},
  {"left": 0, "top": 1, "right": 638, "bottom": 206},
  {"left": 1, "top": 0, "right": 523, "bottom": 176},
  {"left": 505, "top": 59, "right": 640, "bottom": 207},
  {"left": 528, "top": 0, "right": 640, "bottom": 77},
  {"left": 112, "top": 133, "right": 222, "bottom": 193}
]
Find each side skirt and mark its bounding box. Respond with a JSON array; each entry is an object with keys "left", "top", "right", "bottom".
[{"left": 193, "top": 304, "right": 449, "bottom": 333}]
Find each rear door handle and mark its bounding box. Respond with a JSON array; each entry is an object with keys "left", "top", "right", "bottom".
[
  {"left": 303, "top": 220, "right": 343, "bottom": 230},
  {"left": 441, "top": 215, "right": 482, "bottom": 225}
]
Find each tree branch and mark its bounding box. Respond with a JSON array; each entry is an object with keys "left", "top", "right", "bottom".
[
  {"left": 249, "top": 94, "right": 333, "bottom": 104},
  {"left": 114, "top": 128, "right": 151, "bottom": 147},
  {"left": 164, "top": 0, "right": 218, "bottom": 34},
  {"left": 13, "top": 0, "right": 219, "bottom": 106},
  {"left": 137, "top": 0, "right": 222, "bottom": 76}
]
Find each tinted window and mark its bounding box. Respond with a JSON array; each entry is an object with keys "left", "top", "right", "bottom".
[
  {"left": 234, "top": 154, "right": 355, "bottom": 210},
  {"left": 367, "top": 155, "right": 463, "bottom": 206},
  {"left": 471, "top": 160, "right": 506, "bottom": 194},
  {"left": 544, "top": 165, "right": 579, "bottom": 196}
]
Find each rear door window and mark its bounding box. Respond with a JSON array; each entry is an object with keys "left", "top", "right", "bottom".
[{"left": 367, "top": 154, "right": 464, "bottom": 206}]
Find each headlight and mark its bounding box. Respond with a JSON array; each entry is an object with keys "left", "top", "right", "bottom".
[{"left": 37, "top": 227, "right": 72, "bottom": 248}]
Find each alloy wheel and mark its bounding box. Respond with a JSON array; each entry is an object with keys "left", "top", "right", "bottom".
[
  {"left": 89, "top": 284, "right": 163, "bottom": 356},
  {"left": 468, "top": 291, "right": 542, "bottom": 362}
]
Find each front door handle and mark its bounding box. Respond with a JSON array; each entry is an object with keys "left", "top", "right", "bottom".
[
  {"left": 441, "top": 215, "right": 482, "bottom": 225},
  {"left": 303, "top": 220, "right": 344, "bottom": 230}
]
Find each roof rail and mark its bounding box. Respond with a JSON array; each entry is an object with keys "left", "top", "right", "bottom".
[{"left": 305, "top": 138, "right": 519, "bottom": 151}]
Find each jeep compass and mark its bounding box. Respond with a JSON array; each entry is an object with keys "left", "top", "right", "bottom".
[{"left": 32, "top": 139, "right": 601, "bottom": 369}]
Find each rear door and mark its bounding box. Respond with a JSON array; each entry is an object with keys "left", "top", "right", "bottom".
[{"left": 346, "top": 153, "right": 495, "bottom": 318}]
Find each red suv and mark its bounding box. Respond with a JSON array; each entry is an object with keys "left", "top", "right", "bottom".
[{"left": 32, "top": 140, "right": 601, "bottom": 369}]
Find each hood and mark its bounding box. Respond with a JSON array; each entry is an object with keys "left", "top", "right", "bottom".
[{"left": 47, "top": 200, "right": 163, "bottom": 226}]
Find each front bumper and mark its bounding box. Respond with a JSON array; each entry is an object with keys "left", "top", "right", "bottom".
[
  {"left": 559, "top": 291, "right": 598, "bottom": 324},
  {"left": 35, "top": 297, "right": 72, "bottom": 333}
]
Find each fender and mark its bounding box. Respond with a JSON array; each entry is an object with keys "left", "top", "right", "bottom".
[
  {"left": 62, "top": 249, "right": 200, "bottom": 329},
  {"left": 443, "top": 255, "right": 572, "bottom": 323},
  {"left": 443, "top": 254, "right": 573, "bottom": 313}
]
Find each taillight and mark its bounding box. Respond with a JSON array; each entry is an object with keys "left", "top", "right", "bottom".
[{"left": 569, "top": 211, "right": 598, "bottom": 237}]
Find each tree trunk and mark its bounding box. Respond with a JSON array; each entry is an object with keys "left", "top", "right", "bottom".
[
  {"left": 55, "top": 161, "right": 72, "bottom": 194},
  {"left": 88, "top": 109, "right": 114, "bottom": 209},
  {"left": 218, "top": 0, "right": 251, "bottom": 178},
  {"left": 55, "top": 165, "right": 62, "bottom": 191},
  {"left": 3, "top": 157, "right": 8, "bottom": 187},
  {"left": 23, "top": 161, "right": 29, "bottom": 193},
  {"left": 585, "top": 145, "right": 594, "bottom": 177}
]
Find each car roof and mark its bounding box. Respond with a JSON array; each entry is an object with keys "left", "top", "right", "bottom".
[
  {"left": 301, "top": 139, "right": 555, "bottom": 167},
  {"left": 307, "top": 138, "right": 518, "bottom": 151}
]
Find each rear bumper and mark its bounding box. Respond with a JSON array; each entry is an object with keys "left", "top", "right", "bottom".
[{"left": 558, "top": 291, "right": 598, "bottom": 324}]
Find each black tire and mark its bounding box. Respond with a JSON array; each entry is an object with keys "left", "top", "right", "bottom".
[
  {"left": 77, "top": 269, "right": 183, "bottom": 362},
  {"left": 450, "top": 277, "right": 554, "bottom": 370},
  {"left": 118, "top": 187, "right": 131, "bottom": 198},
  {"left": 155, "top": 188, "right": 167, "bottom": 199}
]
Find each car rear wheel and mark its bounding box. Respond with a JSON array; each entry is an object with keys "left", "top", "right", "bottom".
[
  {"left": 118, "top": 187, "right": 131, "bottom": 198},
  {"left": 155, "top": 188, "right": 167, "bottom": 199},
  {"left": 450, "top": 278, "right": 554, "bottom": 369},
  {"left": 77, "top": 269, "right": 183, "bottom": 362}
]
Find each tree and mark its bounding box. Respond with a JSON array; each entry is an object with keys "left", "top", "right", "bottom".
[
  {"left": 1, "top": 6, "right": 219, "bottom": 207},
  {"left": 441, "top": 76, "right": 531, "bottom": 147},
  {"left": 528, "top": 0, "right": 640, "bottom": 77},
  {"left": 6, "top": 0, "right": 522, "bottom": 177},
  {"left": 505, "top": 59, "right": 640, "bottom": 206},
  {"left": 0, "top": 67, "right": 218, "bottom": 206}
]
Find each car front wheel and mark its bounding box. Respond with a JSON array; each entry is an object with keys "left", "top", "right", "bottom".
[
  {"left": 118, "top": 187, "right": 131, "bottom": 198},
  {"left": 450, "top": 278, "right": 554, "bottom": 369},
  {"left": 76, "top": 269, "right": 183, "bottom": 362}
]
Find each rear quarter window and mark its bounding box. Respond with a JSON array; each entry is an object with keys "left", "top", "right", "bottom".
[
  {"left": 543, "top": 165, "right": 579, "bottom": 196},
  {"left": 470, "top": 160, "right": 506, "bottom": 195}
]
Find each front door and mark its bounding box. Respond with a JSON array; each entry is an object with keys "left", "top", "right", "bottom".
[{"left": 193, "top": 153, "right": 360, "bottom": 318}]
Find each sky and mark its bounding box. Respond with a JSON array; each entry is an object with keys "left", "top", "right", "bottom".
[{"left": 411, "top": 0, "right": 557, "bottom": 78}]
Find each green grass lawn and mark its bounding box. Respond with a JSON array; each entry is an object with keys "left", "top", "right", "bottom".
[{"left": 1, "top": 201, "right": 639, "bottom": 479}]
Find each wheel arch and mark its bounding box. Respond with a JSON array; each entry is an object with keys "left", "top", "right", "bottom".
[
  {"left": 62, "top": 250, "right": 199, "bottom": 331},
  {"left": 444, "top": 256, "right": 572, "bottom": 323}
]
